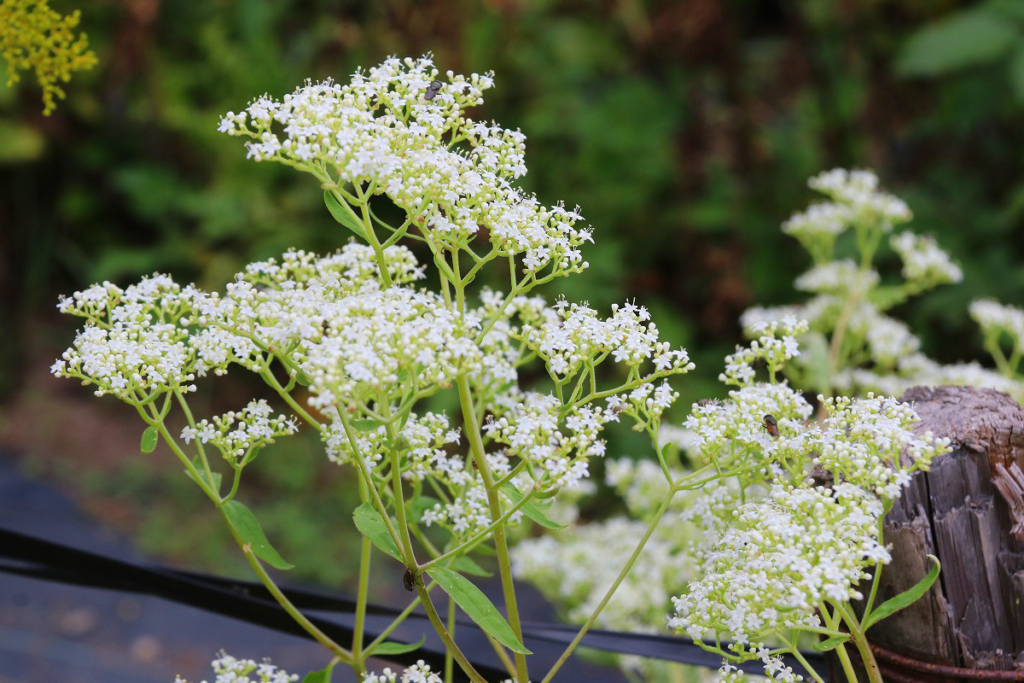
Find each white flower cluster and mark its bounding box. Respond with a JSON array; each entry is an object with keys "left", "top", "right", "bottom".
[
  {"left": 741, "top": 170, "right": 1000, "bottom": 405},
  {"left": 180, "top": 400, "right": 298, "bottom": 463},
  {"left": 219, "top": 56, "right": 592, "bottom": 277},
  {"left": 807, "top": 168, "right": 911, "bottom": 228},
  {"left": 970, "top": 299, "right": 1024, "bottom": 359},
  {"left": 890, "top": 231, "right": 962, "bottom": 287},
  {"left": 188, "top": 245, "right": 481, "bottom": 411},
  {"left": 362, "top": 661, "right": 443, "bottom": 683},
  {"left": 685, "top": 382, "right": 814, "bottom": 478},
  {"left": 519, "top": 299, "right": 692, "bottom": 379},
  {"left": 667, "top": 326, "right": 949, "bottom": 679},
  {"left": 244, "top": 244, "right": 426, "bottom": 288},
  {"left": 720, "top": 318, "right": 807, "bottom": 386},
  {"left": 420, "top": 453, "right": 524, "bottom": 537},
  {"left": 670, "top": 483, "right": 884, "bottom": 643},
  {"left": 172, "top": 652, "right": 297, "bottom": 683},
  {"left": 833, "top": 356, "right": 1024, "bottom": 405},
  {"left": 793, "top": 260, "right": 879, "bottom": 295},
  {"left": 469, "top": 288, "right": 550, "bottom": 405},
  {"left": 817, "top": 395, "right": 945, "bottom": 498},
  {"left": 52, "top": 275, "right": 200, "bottom": 398},
  {"left": 483, "top": 392, "right": 610, "bottom": 488}
]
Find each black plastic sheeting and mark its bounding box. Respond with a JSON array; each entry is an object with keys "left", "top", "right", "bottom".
[{"left": 0, "top": 527, "right": 827, "bottom": 681}]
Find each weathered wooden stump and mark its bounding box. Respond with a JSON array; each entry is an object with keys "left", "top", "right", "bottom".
[{"left": 857, "top": 385, "right": 1024, "bottom": 681}]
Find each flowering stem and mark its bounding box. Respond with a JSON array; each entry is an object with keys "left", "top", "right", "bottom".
[
  {"left": 351, "top": 184, "right": 393, "bottom": 289},
  {"left": 779, "top": 638, "right": 828, "bottom": 683},
  {"left": 362, "top": 581, "right": 439, "bottom": 654},
  {"left": 174, "top": 392, "right": 217, "bottom": 495},
  {"left": 835, "top": 602, "right": 884, "bottom": 683},
  {"left": 379, "top": 397, "right": 419, "bottom": 566},
  {"left": 415, "top": 579, "right": 487, "bottom": 683},
  {"left": 226, "top": 513, "right": 353, "bottom": 664},
  {"left": 540, "top": 486, "right": 677, "bottom": 683},
  {"left": 456, "top": 374, "right": 529, "bottom": 683},
  {"left": 351, "top": 482, "right": 372, "bottom": 670},
  {"left": 445, "top": 594, "right": 456, "bottom": 683}
]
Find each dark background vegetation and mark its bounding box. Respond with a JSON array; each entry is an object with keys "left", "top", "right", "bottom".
[{"left": 2, "top": 0, "right": 1024, "bottom": 618}]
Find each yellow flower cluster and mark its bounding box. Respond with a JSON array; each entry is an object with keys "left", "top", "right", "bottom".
[{"left": 0, "top": 0, "right": 97, "bottom": 115}]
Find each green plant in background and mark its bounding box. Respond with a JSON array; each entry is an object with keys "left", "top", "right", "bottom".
[
  {"left": 741, "top": 169, "right": 1024, "bottom": 403},
  {"left": 970, "top": 299, "right": 1024, "bottom": 384},
  {"left": 0, "top": 0, "right": 96, "bottom": 115}
]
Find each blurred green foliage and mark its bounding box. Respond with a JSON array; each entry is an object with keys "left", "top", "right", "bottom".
[{"left": 4, "top": 0, "right": 1024, "bottom": 585}]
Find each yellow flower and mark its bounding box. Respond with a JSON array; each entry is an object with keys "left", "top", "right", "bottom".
[{"left": 0, "top": 0, "right": 97, "bottom": 115}]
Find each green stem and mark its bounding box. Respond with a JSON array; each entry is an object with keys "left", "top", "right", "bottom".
[
  {"left": 352, "top": 484, "right": 372, "bottom": 669},
  {"left": 222, "top": 507, "right": 352, "bottom": 663},
  {"left": 415, "top": 580, "right": 486, "bottom": 683},
  {"left": 456, "top": 374, "right": 529, "bottom": 683},
  {"left": 174, "top": 392, "right": 217, "bottom": 496},
  {"left": 540, "top": 486, "right": 676, "bottom": 683},
  {"left": 445, "top": 594, "right": 456, "bottom": 683},
  {"left": 836, "top": 602, "right": 884, "bottom": 683},
  {"left": 349, "top": 184, "right": 393, "bottom": 289},
  {"left": 418, "top": 486, "right": 536, "bottom": 572}
]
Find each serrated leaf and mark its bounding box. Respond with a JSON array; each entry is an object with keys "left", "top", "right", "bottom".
[
  {"left": 896, "top": 9, "right": 1019, "bottom": 78},
  {"left": 863, "top": 555, "right": 941, "bottom": 631},
  {"left": 222, "top": 500, "right": 294, "bottom": 570},
  {"left": 324, "top": 191, "right": 366, "bottom": 239},
  {"left": 813, "top": 634, "right": 850, "bottom": 652},
  {"left": 452, "top": 555, "right": 492, "bottom": 577},
  {"left": 369, "top": 635, "right": 426, "bottom": 656},
  {"left": 353, "top": 503, "right": 403, "bottom": 561},
  {"left": 500, "top": 483, "right": 564, "bottom": 529},
  {"left": 425, "top": 565, "right": 531, "bottom": 654},
  {"left": 140, "top": 425, "right": 160, "bottom": 453}
]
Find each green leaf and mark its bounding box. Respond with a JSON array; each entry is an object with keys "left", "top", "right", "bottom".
[
  {"left": 500, "top": 483, "right": 565, "bottom": 529},
  {"left": 301, "top": 660, "right": 336, "bottom": 683},
  {"left": 813, "top": 634, "right": 850, "bottom": 652},
  {"left": 452, "top": 555, "right": 492, "bottom": 577},
  {"left": 862, "top": 555, "right": 941, "bottom": 631},
  {"left": 896, "top": 9, "right": 1019, "bottom": 78},
  {"left": 324, "top": 191, "right": 366, "bottom": 240},
  {"left": 353, "top": 419, "right": 383, "bottom": 432},
  {"left": 867, "top": 285, "right": 909, "bottom": 311},
  {"left": 353, "top": 503, "right": 403, "bottom": 561},
  {"left": 425, "top": 565, "right": 531, "bottom": 654},
  {"left": 369, "top": 635, "right": 426, "bottom": 656},
  {"left": 140, "top": 425, "right": 160, "bottom": 453},
  {"left": 222, "top": 500, "right": 294, "bottom": 570}
]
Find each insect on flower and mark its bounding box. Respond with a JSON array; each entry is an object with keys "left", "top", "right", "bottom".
[
  {"left": 424, "top": 80, "right": 443, "bottom": 101},
  {"left": 761, "top": 414, "right": 779, "bottom": 439}
]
